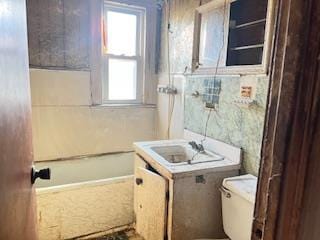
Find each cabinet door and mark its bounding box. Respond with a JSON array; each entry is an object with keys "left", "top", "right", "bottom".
[
  {"left": 134, "top": 154, "right": 148, "bottom": 176},
  {"left": 135, "top": 167, "right": 168, "bottom": 240}
]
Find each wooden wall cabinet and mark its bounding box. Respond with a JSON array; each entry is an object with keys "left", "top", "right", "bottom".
[{"left": 192, "top": 0, "right": 275, "bottom": 75}]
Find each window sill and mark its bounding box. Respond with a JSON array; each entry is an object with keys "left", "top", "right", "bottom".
[
  {"left": 90, "top": 103, "right": 156, "bottom": 109},
  {"left": 190, "top": 65, "right": 268, "bottom": 77}
]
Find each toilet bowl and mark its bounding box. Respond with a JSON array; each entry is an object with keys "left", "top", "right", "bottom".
[{"left": 196, "top": 174, "right": 257, "bottom": 240}]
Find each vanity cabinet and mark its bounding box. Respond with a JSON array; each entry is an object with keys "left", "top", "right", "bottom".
[
  {"left": 134, "top": 153, "right": 239, "bottom": 240},
  {"left": 134, "top": 155, "right": 168, "bottom": 240}
]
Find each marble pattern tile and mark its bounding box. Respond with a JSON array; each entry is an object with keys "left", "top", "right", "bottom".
[
  {"left": 184, "top": 75, "right": 269, "bottom": 175},
  {"left": 158, "top": 0, "right": 270, "bottom": 176}
]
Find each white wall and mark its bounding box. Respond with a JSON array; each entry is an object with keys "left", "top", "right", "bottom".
[
  {"left": 156, "top": 74, "right": 185, "bottom": 140},
  {"left": 30, "top": 69, "right": 156, "bottom": 161}
]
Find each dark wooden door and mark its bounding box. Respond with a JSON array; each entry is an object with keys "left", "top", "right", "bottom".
[
  {"left": 0, "top": 0, "right": 38, "bottom": 239},
  {"left": 298, "top": 104, "right": 320, "bottom": 239},
  {"left": 252, "top": 0, "right": 320, "bottom": 239}
]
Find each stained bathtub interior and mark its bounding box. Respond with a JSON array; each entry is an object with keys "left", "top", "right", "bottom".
[
  {"left": 27, "top": 0, "right": 272, "bottom": 239},
  {"left": 35, "top": 153, "right": 134, "bottom": 188}
]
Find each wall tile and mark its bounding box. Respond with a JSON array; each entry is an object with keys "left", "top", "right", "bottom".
[{"left": 184, "top": 76, "right": 268, "bottom": 175}]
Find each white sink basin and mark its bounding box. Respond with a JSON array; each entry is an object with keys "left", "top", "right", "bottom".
[
  {"left": 150, "top": 144, "right": 224, "bottom": 165},
  {"left": 134, "top": 131, "right": 242, "bottom": 176}
]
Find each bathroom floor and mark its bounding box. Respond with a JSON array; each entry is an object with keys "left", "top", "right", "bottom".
[{"left": 84, "top": 230, "right": 143, "bottom": 240}]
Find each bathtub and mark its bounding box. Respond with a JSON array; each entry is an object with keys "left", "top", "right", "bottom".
[{"left": 35, "top": 152, "right": 135, "bottom": 240}]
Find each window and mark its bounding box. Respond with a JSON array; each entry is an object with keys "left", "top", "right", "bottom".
[
  {"left": 102, "top": 2, "right": 145, "bottom": 103},
  {"left": 192, "top": 0, "right": 275, "bottom": 75},
  {"left": 198, "top": 6, "right": 226, "bottom": 68}
]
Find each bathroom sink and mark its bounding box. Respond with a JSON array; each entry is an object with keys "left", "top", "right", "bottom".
[{"left": 150, "top": 144, "right": 224, "bottom": 165}]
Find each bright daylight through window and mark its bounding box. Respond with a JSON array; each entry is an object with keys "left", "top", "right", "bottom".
[{"left": 103, "top": 3, "right": 145, "bottom": 103}]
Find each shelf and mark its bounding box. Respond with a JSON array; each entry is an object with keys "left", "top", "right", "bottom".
[
  {"left": 230, "top": 44, "right": 264, "bottom": 51},
  {"left": 234, "top": 98, "right": 257, "bottom": 108},
  {"left": 232, "top": 19, "right": 266, "bottom": 29}
]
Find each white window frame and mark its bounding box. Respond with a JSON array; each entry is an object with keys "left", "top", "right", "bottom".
[
  {"left": 102, "top": 2, "right": 146, "bottom": 104},
  {"left": 90, "top": 0, "right": 157, "bottom": 106}
]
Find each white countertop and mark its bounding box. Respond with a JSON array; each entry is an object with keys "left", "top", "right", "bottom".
[{"left": 134, "top": 134, "right": 241, "bottom": 179}]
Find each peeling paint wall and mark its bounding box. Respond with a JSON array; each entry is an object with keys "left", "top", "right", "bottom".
[
  {"left": 27, "top": 1, "right": 154, "bottom": 235},
  {"left": 35, "top": 156, "right": 134, "bottom": 240},
  {"left": 27, "top": 0, "right": 90, "bottom": 70},
  {"left": 158, "top": 0, "right": 269, "bottom": 175},
  {"left": 27, "top": 0, "right": 157, "bottom": 162},
  {"left": 30, "top": 69, "right": 156, "bottom": 162},
  {"left": 36, "top": 176, "right": 134, "bottom": 240}
]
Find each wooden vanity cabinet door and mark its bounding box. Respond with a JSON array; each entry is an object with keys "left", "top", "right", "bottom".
[
  {"left": 134, "top": 154, "right": 148, "bottom": 215},
  {"left": 134, "top": 154, "right": 148, "bottom": 175},
  {"left": 134, "top": 166, "right": 168, "bottom": 240}
]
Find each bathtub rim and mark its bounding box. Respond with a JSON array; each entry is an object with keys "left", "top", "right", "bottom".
[{"left": 36, "top": 175, "right": 134, "bottom": 195}]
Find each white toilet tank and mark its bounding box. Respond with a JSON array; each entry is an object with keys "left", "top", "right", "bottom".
[{"left": 221, "top": 174, "right": 257, "bottom": 240}]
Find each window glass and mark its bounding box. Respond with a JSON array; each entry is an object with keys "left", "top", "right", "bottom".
[
  {"left": 106, "top": 11, "right": 137, "bottom": 56},
  {"left": 199, "top": 7, "right": 225, "bottom": 67},
  {"left": 108, "top": 58, "right": 137, "bottom": 100}
]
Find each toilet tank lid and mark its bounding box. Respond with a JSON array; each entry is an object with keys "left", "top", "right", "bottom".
[{"left": 222, "top": 174, "right": 258, "bottom": 204}]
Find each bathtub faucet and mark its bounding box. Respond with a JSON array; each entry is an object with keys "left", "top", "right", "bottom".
[{"left": 188, "top": 141, "right": 204, "bottom": 152}]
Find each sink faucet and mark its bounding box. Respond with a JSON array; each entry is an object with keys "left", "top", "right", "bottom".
[{"left": 188, "top": 141, "right": 205, "bottom": 152}]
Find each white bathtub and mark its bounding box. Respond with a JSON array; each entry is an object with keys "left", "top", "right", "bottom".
[{"left": 35, "top": 152, "right": 135, "bottom": 240}]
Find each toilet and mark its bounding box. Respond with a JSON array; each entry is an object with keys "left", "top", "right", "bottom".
[{"left": 197, "top": 174, "right": 258, "bottom": 240}]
